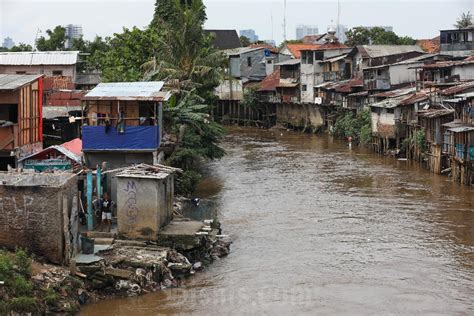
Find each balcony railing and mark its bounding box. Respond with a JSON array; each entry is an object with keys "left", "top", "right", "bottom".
[{"left": 82, "top": 125, "right": 160, "bottom": 151}]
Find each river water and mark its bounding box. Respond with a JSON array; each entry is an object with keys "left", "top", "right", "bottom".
[{"left": 81, "top": 127, "right": 474, "bottom": 315}]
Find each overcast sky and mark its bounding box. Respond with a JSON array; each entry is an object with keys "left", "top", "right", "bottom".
[{"left": 1, "top": 0, "right": 473, "bottom": 46}]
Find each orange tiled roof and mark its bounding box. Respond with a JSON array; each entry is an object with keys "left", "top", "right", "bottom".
[
  {"left": 417, "top": 36, "right": 440, "bottom": 54},
  {"left": 316, "top": 42, "right": 349, "bottom": 50},
  {"left": 284, "top": 44, "right": 321, "bottom": 58}
]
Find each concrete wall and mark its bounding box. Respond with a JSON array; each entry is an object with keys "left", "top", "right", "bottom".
[
  {"left": 116, "top": 174, "right": 174, "bottom": 240},
  {"left": 276, "top": 103, "right": 324, "bottom": 128},
  {"left": 371, "top": 110, "right": 395, "bottom": 138},
  {"left": 0, "top": 173, "right": 78, "bottom": 264},
  {"left": 453, "top": 64, "right": 474, "bottom": 80},
  {"left": 389, "top": 63, "right": 422, "bottom": 86}
]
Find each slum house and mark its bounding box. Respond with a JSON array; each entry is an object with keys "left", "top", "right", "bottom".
[
  {"left": 0, "top": 51, "right": 79, "bottom": 81},
  {"left": 204, "top": 29, "right": 242, "bottom": 50},
  {"left": 362, "top": 54, "right": 447, "bottom": 91},
  {"left": 0, "top": 74, "right": 43, "bottom": 170},
  {"left": 300, "top": 37, "right": 351, "bottom": 103},
  {"left": 319, "top": 52, "right": 353, "bottom": 82},
  {"left": 417, "top": 108, "right": 455, "bottom": 174},
  {"left": 351, "top": 45, "right": 425, "bottom": 77},
  {"left": 370, "top": 91, "right": 429, "bottom": 154},
  {"left": 258, "top": 58, "right": 325, "bottom": 129},
  {"left": 114, "top": 164, "right": 178, "bottom": 240},
  {"left": 17, "top": 138, "right": 82, "bottom": 172},
  {"left": 0, "top": 172, "right": 79, "bottom": 264},
  {"left": 226, "top": 46, "right": 290, "bottom": 83},
  {"left": 442, "top": 92, "right": 474, "bottom": 185},
  {"left": 439, "top": 26, "right": 474, "bottom": 57},
  {"left": 81, "top": 82, "right": 171, "bottom": 169},
  {"left": 414, "top": 58, "right": 474, "bottom": 87}
]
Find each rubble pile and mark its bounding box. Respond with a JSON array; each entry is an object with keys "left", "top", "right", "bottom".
[{"left": 72, "top": 221, "right": 232, "bottom": 301}]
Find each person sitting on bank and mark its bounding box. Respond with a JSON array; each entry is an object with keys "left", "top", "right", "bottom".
[{"left": 100, "top": 192, "right": 113, "bottom": 232}]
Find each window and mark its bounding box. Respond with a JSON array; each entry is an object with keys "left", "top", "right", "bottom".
[
  {"left": 301, "top": 51, "right": 307, "bottom": 64},
  {"left": 15, "top": 71, "right": 26, "bottom": 74},
  {"left": 52, "top": 70, "right": 63, "bottom": 76},
  {"left": 247, "top": 57, "right": 252, "bottom": 67},
  {"left": 314, "top": 51, "right": 324, "bottom": 61},
  {"left": 302, "top": 85, "right": 307, "bottom": 91},
  {"left": 267, "top": 60, "right": 273, "bottom": 64},
  {"left": 0, "top": 104, "right": 18, "bottom": 123},
  {"left": 386, "top": 108, "right": 394, "bottom": 114},
  {"left": 307, "top": 52, "right": 313, "bottom": 64},
  {"left": 377, "top": 69, "right": 383, "bottom": 76}
]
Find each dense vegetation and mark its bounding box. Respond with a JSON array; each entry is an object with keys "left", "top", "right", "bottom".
[
  {"left": 345, "top": 27, "right": 416, "bottom": 46},
  {"left": 0, "top": 248, "right": 81, "bottom": 314},
  {"left": 332, "top": 110, "right": 372, "bottom": 145}
]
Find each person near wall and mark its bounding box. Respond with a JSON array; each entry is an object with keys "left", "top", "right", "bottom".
[{"left": 100, "top": 192, "right": 114, "bottom": 232}]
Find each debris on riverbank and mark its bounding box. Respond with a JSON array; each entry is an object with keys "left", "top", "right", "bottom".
[{"left": 0, "top": 212, "right": 231, "bottom": 315}]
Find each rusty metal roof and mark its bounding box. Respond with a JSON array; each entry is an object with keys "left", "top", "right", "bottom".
[
  {"left": 0, "top": 74, "right": 43, "bottom": 90},
  {"left": 83, "top": 82, "right": 171, "bottom": 101},
  {"left": 0, "top": 51, "right": 79, "bottom": 65},
  {"left": 357, "top": 45, "right": 423, "bottom": 58}
]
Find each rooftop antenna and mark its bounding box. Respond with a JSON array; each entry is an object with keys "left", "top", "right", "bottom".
[
  {"left": 33, "top": 28, "right": 41, "bottom": 51},
  {"left": 283, "top": 0, "right": 287, "bottom": 42},
  {"left": 336, "top": 0, "right": 341, "bottom": 38}
]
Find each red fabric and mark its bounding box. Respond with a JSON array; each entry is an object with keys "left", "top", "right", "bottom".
[{"left": 38, "top": 77, "right": 43, "bottom": 142}]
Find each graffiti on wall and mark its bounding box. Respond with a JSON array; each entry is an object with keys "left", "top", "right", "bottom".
[{"left": 123, "top": 180, "right": 139, "bottom": 233}]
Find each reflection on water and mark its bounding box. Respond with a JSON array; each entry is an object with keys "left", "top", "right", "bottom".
[{"left": 81, "top": 127, "right": 474, "bottom": 315}]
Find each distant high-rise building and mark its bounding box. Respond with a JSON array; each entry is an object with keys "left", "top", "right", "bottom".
[
  {"left": 2, "top": 37, "right": 14, "bottom": 49},
  {"left": 296, "top": 25, "right": 319, "bottom": 40},
  {"left": 64, "top": 24, "right": 83, "bottom": 49},
  {"left": 263, "top": 40, "right": 276, "bottom": 47},
  {"left": 239, "top": 29, "right": 259, "bottom": 43},
  {"left": 361, "top": 26, "right": 394, "bottom": 33}
]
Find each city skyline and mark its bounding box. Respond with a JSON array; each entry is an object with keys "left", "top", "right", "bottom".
[{"left": 0, "top": 0, "right": 472, "bottom": 46}]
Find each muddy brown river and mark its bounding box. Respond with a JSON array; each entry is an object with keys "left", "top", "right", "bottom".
[{"left": 81, "top": 127, "right": 474, "bottom": 315}]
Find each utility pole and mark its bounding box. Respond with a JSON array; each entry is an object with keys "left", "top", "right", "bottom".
[{"left": 283, "top": 0, "right": 287, "bottom": 42}]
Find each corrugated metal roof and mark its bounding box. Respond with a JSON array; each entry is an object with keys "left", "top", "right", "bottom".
[
  {"left": 455, "top": 91, "right": 474, "bottom": 98},
  {"left": 448, "top": 126, "right": 474, "bottom": 133},
  {"left": 0, "top": 51, "right": 79, "bottom": 66},
  {"left": 83, "top": 82, "right": 171, "bottom": 101},
  {"left": 358, "top": 45, "right": 423, "bottom": 58},
  {"left": 275, "top": 59, "right": 300, "bottom": 66},
  {"left": 370, "top": 95, "right": 407, "bottom": 108},
  {"left": 0, "top": 74, "right": 43, "bottom": 90}
]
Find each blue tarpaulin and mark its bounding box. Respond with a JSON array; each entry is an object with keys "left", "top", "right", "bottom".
[{"left": 82, "top": 126, "right": 160, "bottom": 150}]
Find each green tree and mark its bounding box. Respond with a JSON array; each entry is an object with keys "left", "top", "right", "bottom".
[
  {"left": 345, "top": 27, "right": 371, "bottom": 46},
  {"left": 9, "top": 43, "right": 33, "bottom": 52},
  {"left": 91, "top": 27, "right": 160, "bottom": 82},
  {"left": 36, "top": 26, "right": 67, "bottom": 51},
  {"left": 455, "top": 11, "right": 473, "bottom": 29},
  {"left": 345, "top": 26, "right": 416, "bottom": 46},
  {"left": 240, "top": 35, "right": 251, "bottom": 47},
  {"left": 71, "top": 35, "right": 111, "bottom": 73}
]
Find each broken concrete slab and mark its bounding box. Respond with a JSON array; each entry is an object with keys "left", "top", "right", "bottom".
[{"left": 156, "top": 219, "right": 205, "bottom": 250}]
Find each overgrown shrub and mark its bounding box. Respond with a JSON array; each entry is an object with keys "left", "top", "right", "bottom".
[
  {"left": 7, "top": 297, "right": 38, "bottom": 314},
  {"left": 332, "top": 109, "right": 372, "bottom": 144},
  {"left": 175, "top": 170, "right": 202, "bottom": 197}
]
